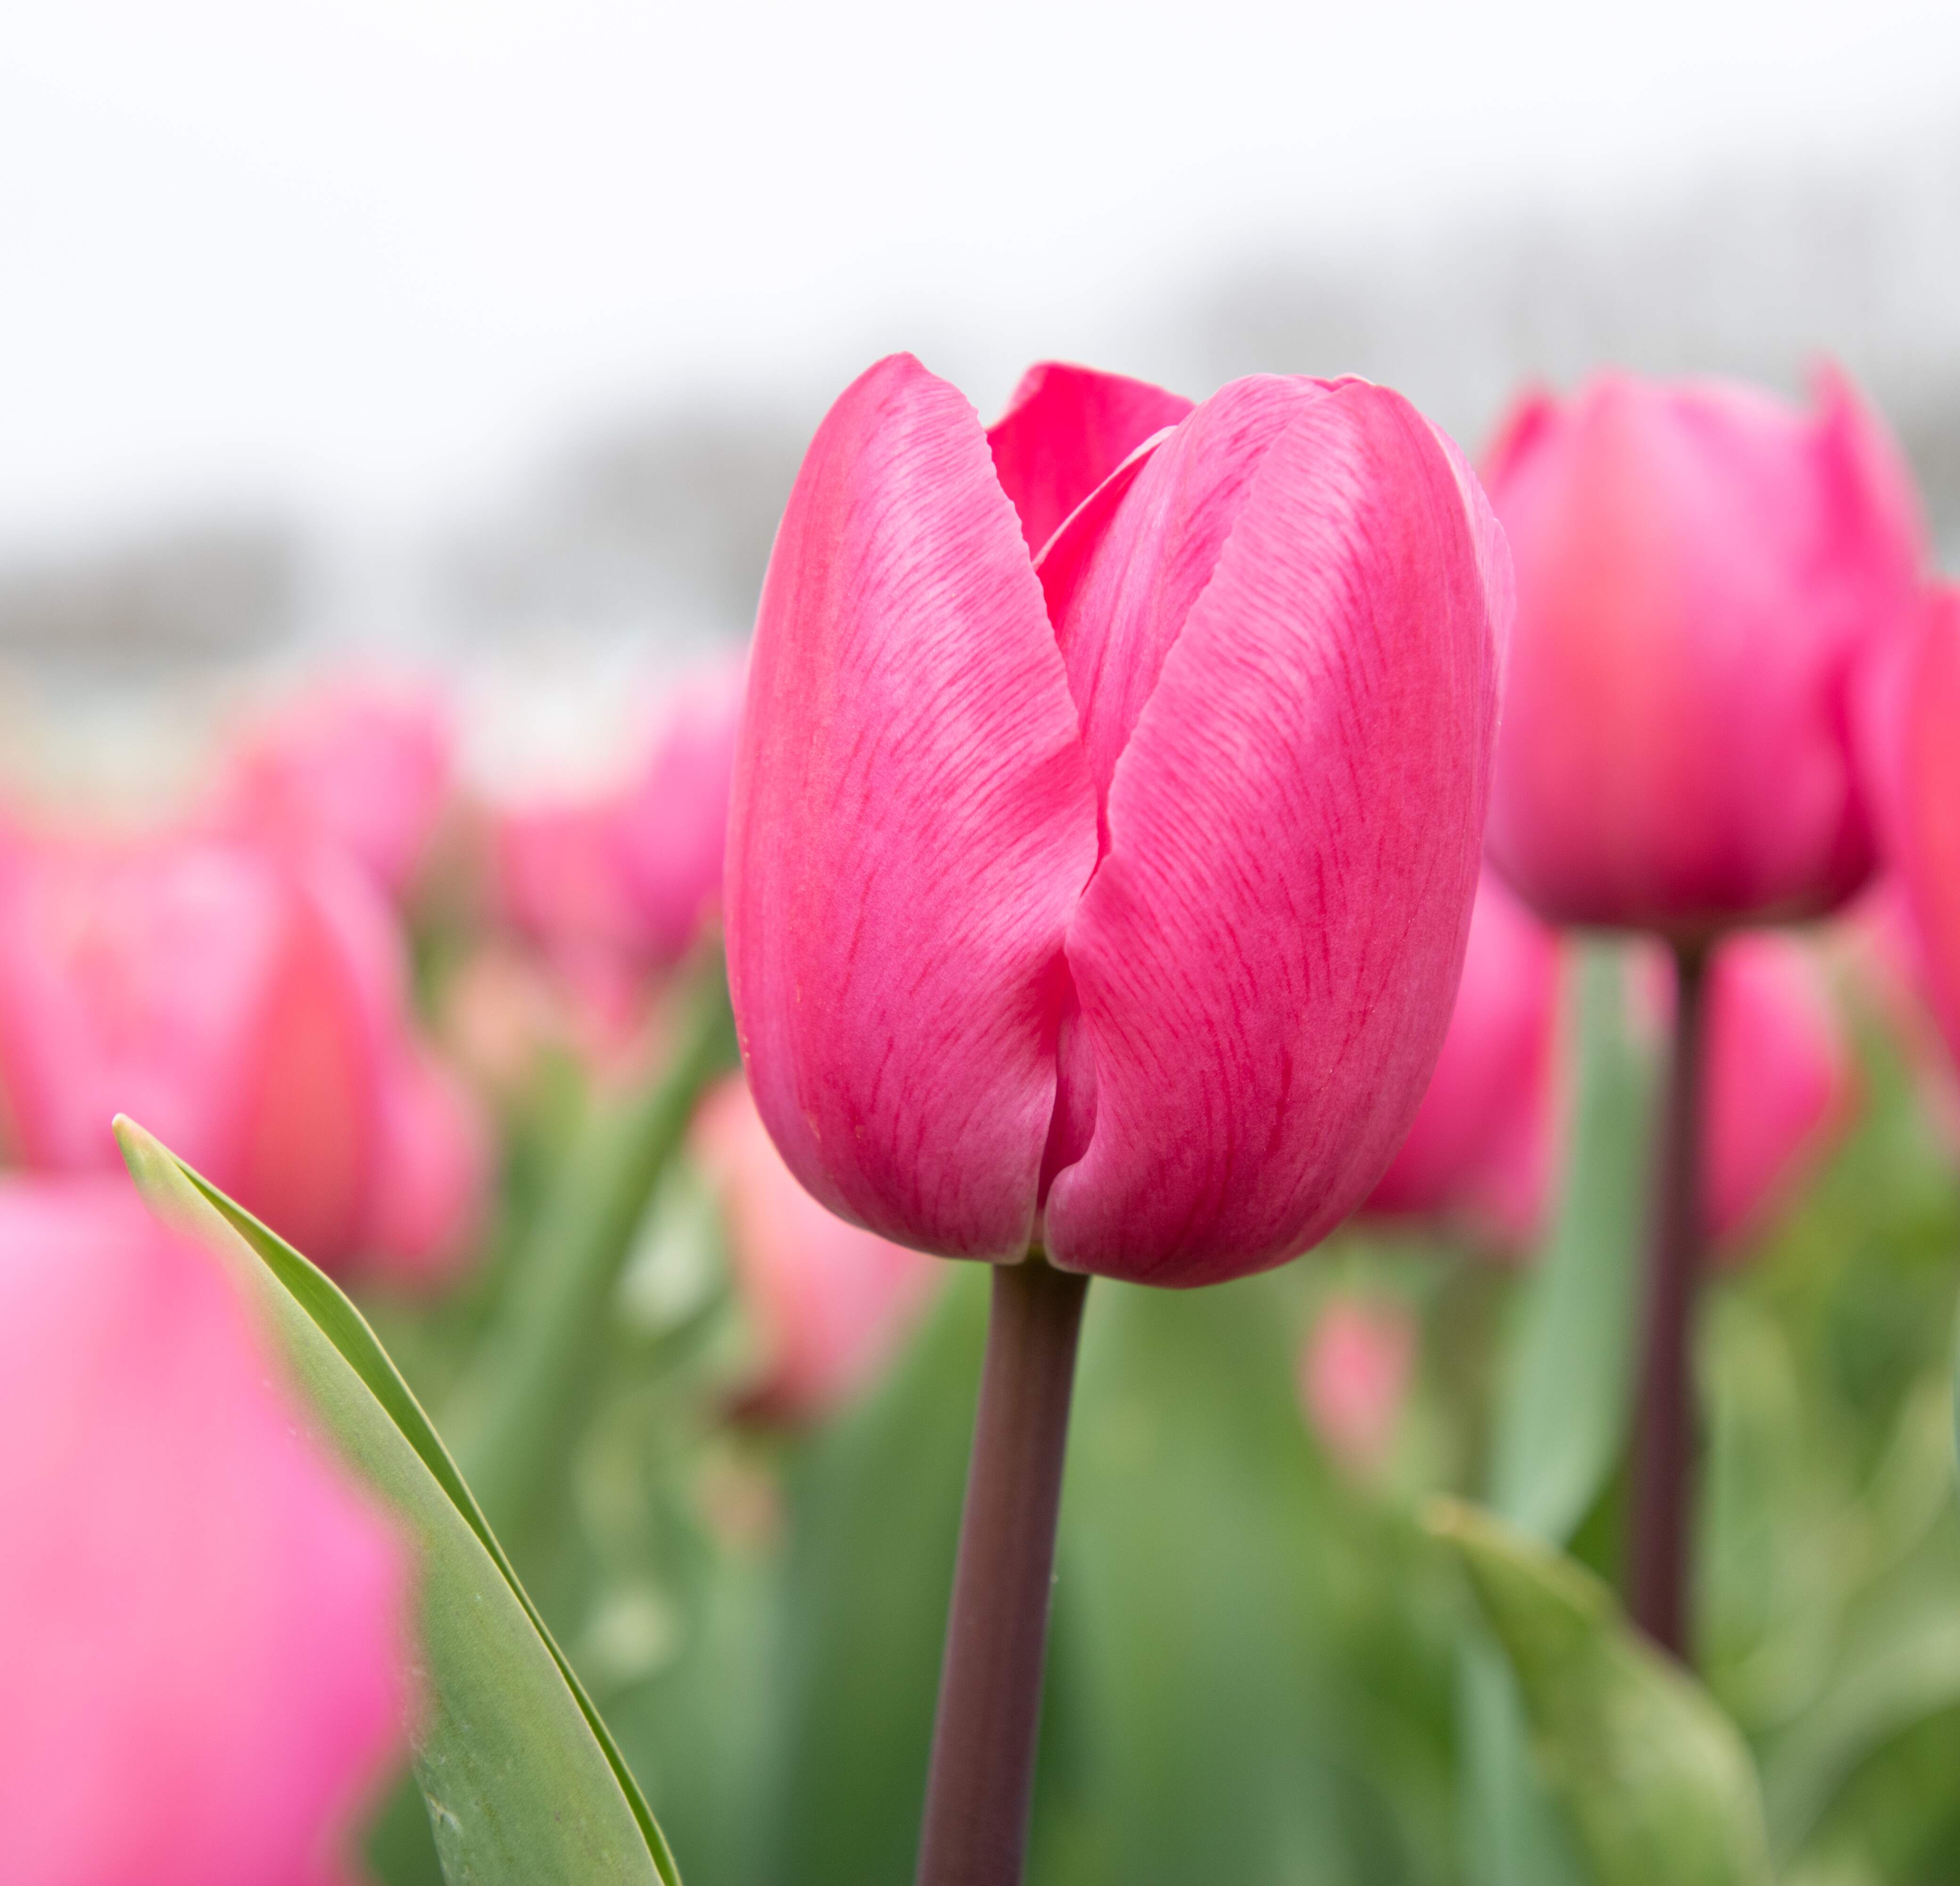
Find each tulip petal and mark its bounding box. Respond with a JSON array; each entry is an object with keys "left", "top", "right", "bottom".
[
  {"left": 1044, "top": 382, "right": 1502, "bottom": 1283},
  {"left": 728, "top": 354, "right": 1099, "bottom": 1259},
  {"left": 985, "top": 361, "right": 1193, "bottom": 559},
  {"left": 1899, "top": 587, "right": 1960, "bottom": 1065}
]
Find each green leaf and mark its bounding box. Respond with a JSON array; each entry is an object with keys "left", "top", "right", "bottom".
[
  {"left": 115, "top": 1117, "right": 681, "bottom": 1886},
  {"left": 443, "top": 959, "right": 737, "bottom": 1545},
  {"left": 1490, "top": 942, "right": 1656, "bottom": 1545},
  {"left": 1430, "top": 1498, "right": 1772, "bottom": 1886}
]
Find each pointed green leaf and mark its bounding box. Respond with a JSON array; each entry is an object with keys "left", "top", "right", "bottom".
[
  {"left": 116, "top": 1116, "right": 680, "bottom": 1886},
  {"left": 1430, "top": 1499, "right": 1772, "bottom": 1886}
]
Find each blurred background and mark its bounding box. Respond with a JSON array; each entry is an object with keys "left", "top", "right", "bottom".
[
  {"left": 8, "top": 5, "right": 1960, "bottom": 1884},
  {"left": 6, "top": 0, "right": 1960, "bottom": 795}
]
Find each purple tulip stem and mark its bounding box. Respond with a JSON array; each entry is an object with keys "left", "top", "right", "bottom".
[
  {"left": 1627, "top": 936, "right": 1711, "bottom": 1660},
  {"left": 915, "top": 1255, "right": 1090, "bottom": 1886}
]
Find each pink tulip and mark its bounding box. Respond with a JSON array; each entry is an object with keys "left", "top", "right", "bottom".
[
  {"left": 1364, "top": 870, "right": 1564, "bottom": 1251},
  {"left": 0, "top": 1174, "right": 409, "bottom": 1885},
  {"left": 495, "top": 662, "right": 744, "bottom": 980},
  {"left": 1482, "top": 367, "right": 1925, "bottom": 938},
  {"left": 691, "top": 1077, "right": 941, "bottom": 1421},
  {"left": 984, "top": 361, "right": 1194, "bottom": 558},
  {"left": 0, "top": 835, "right": 487, "bottom": 1281},
  {"left": 1870, "top": 583, "right": 1960, "bottom": 1070},
  {"left": 1297, "top": 1292, "right": 1417, "bottom": 1478},
  {"left": 212, "top": 676, "right": 453, "bottom": 900},
  {"left": 728, "top": 355, "right": 1508, "bottom": 1284}
]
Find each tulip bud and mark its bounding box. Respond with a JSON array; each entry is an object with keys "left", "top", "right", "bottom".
[
  {"left": 0, "top": 835, "right": 487, "bottom": 1280},
  {"left": 1364, "top": 870, "right": 1564, "bottom": 1251},
  {"left": 211, "top": 674, "right": 454, "bottom": 900},
  {"left": 1483, "top": 367, "right": 1925, "bottom": 938},
  {"left": 0, "top": 1175, "right": 409, "bottom": 1885},
  {"left": 691, "top": 1076, "right": 940, "bottom": 1421},
  {"left": 728, "top": 355, "right": 1508, "bottom": 1283},
  {"left": 1870, "top": 584, "right": 1960, "bottom": 1072},
  {"left": 1298, "top": 1292, "right": 1417, "bottom": 1478}
]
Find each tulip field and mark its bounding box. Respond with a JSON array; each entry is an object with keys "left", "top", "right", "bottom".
[{"left": 7, "top": 351, "right": 1960, "bottom": 1886}]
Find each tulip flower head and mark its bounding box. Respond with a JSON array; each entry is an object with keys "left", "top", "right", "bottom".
[
  {"left": 1483, "top": 367, "right": 1924, "bottom": 940},
  {"left": 728, "top": 356, "right": 1509, "bottom": 1284},
  {"left": 1874, "top": 584, "right": 1960, "bottom": 1071},
  {"left": 0, "top": 835, "right": 488, "bottom": 1282},
  {"left": 0, "top": 1175, "right": 409, "bottom": 1886},
  {"left": 1364, "top": 869, "right": 1564, "bottom": 1251},
  {"left": 691, "top": 1076, "right": 941, "bottom": 1422},
  {"left": 212, "top": 674, "right": 454, "bottom": 900}
]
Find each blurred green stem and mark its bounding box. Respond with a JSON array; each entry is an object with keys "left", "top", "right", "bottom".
[
  {"left": 1626, "top": 937, "right": 1710, "bottom": 1659},
  {"left": 443, "top": 952, "right": 737, "bottom": 1545}
]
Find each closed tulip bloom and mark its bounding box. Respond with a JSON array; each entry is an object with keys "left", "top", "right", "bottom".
[
  {"left": 1870, "top": 584, "right": 1960, "bottom": 1068},
  {"left": 1364, "top": 869, "right": 1564, "bottom": 1250},
  {"left": 0, "top": 1175, "right": 409, "bottom": 1886},
  {"left": 691, "top": 1077, "right": 941, "bottom": 1421},
  {"left": 0, "top": 836, "right": 486, "bottom": 1279},
  {"left": 1484, "top": 367, "right": 1924, "bottom": 937},
  {"left": 728, "top": 355, "right": 1508, "bottom": 1285},
  {"left": 496, "top": 663, "right": 744, "bottom": 976},
  {"left": 212, "top": 675, "right": 453, "bottom": 899}
]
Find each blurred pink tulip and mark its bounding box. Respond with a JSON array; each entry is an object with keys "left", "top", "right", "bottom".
[
  {"left": 0, "top": 1174, "right": 409, "bottom": 1886},
  {"left": 729, "top": 355, "right": 1508, "bottom": 1283},
  {"left": 1364, "top": 870, "right": 1564, "bottom": 1251},
  {"left": 212, "top": 676, "right": 453, "bottom": 899},
  {"left": 1298, "top": 1293, "right": 1417, "bottom": 1478},
  {"left": 1873, "top": 584, "right": 1960, "bottom": 1069},
  {"left": 691, "top": 1077, "right": 941, "bottom": 1422},
  {"left": 1483, "top": 367, "right": 1925, "bottom": 938},
  {"left": 496, "top": 663, "right": 744, "bottom": 982},
  {"left": 0, "top": 836, "right": 487, "bottom": 1282}
]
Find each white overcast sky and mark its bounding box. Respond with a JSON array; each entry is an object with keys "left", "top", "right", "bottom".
[{"left": 3, "top": 0, "right": 1959, "bottom": 554}]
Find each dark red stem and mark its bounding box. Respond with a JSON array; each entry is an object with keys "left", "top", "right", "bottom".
[
  {"left": 914, "top": 1256, "right": 1089, "bottom": 1886},
  {"left": 1626, "top": 937, "right": 1711, "bottom": 1660}
]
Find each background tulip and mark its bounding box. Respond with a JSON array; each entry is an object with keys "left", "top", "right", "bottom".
[
  {"left": 729, "top": 353, "right": 1508, "bottom": 1286},
  {"left": 496, "top": 662, "right": 743, "bottom": 992},
  {"left": 1298, "top": 1291, "right": 1418, "bottom": 1478},
  {"left": 211, "top": 675, "right": 454, "bottom": 901},
  {"left": 1364, "top": 869, "right": 1564, "bottom": 1250},
  {"left": 1875, "top": 584, "right": 1960, "bottom": 1069},
  {"left": 691, "top": 1076, "right": 941, "bottom": 1422},
  {"left": 0, "top": 835, "right": 487, "bottom": 1280},
  {"left": 1483, "top": 366, "right": 1924, "bottom": 937},
  {"left": 0, "top": 1174, "right": 409, "bottom": 1886}
]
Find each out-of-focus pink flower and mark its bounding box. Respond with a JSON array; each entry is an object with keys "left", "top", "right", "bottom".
[
  {"left": 0, "top": 835, "right": 488, "bottom": 1282},
  {"left": 1483, "top": 367, "right": 1925, "bottom": 939},
  {"left": 1631, "top": 934, "right": 1858, "bottom": 1254},
  {"left": 211, "top": 676, "right": 454, "bottom": 900},
  {"left": 1831, "top": 879, "right": 1960, "bottom": 1151},
  {"left": 0, "top": 1174, "right": 410, "bottom": 1886},
  {"left": 495, "top": 663, "right": 744, "bottom": 987},
  {"left": 1298, "top": 1292, "right": 1417, "bottom": 1478},
  {"left": 691, "top": 1076, "right": 940, "bottom": 1423},
  {"left": 1364, "top": 870, "right": 1564, "bottom": 1251},
  {"left": 729, "top": 355, "right": 1508, "bottom": 1284},
  {"left": 1867, "top": 583, "right": 1960, "bottom": 1073},
  {"left": 1703, "top": 936, "right": 1857, "bottom": 1254}
]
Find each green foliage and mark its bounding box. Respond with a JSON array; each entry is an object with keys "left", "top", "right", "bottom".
[
  {"left": 115, "top": 1118, "right": 682, "bottom": 1886},
  {"left": 1432, "top": 1500, "right": 1774, "bottom": 1886}
]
